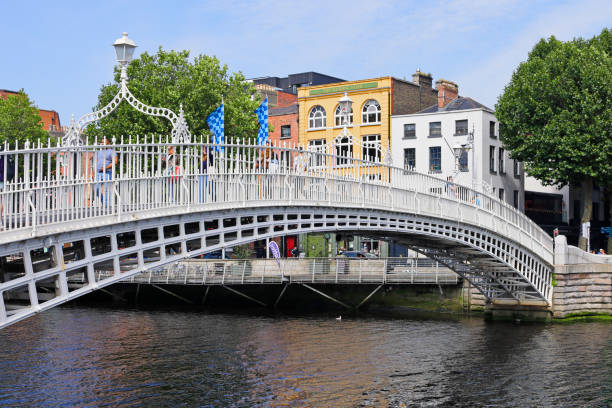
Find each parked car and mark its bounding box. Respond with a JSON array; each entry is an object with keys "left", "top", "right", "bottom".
[
  {"left": 203, "top": 250, "right": 231, "bottom": 260},
  {"left": 340, "top": 251, "right": 377, "bottom": 259}
]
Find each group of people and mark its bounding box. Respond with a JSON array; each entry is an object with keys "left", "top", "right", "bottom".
[{"left": 590, "top": 248, "right": 608, "bottom": 255}]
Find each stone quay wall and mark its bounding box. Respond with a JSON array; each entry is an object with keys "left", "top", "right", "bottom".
[{"left": 552, "top": 235, "right": 612, "bottom": 318}]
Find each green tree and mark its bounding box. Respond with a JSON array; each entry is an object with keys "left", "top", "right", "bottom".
[
  {"left": 86, "top": 48, "right": 260, "bottom": 142},
  {"left": 496, "top": 28, "right": 612, "bottom": 250},
  {"left": 0, "top": 90, "right": 48, "bottom": 146}
]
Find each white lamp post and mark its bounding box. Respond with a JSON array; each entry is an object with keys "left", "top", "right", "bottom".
[
  {"left": 113, "top": 32, "right": 137, "bottom": 83},
  {"left": 62, "top": 32, "right": 191, "bottom": 147},
  {"left": 338, "top": 92, "right": 353, "bottom": 133}
]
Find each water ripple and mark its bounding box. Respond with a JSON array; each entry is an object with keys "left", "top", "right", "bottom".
[{"left": 0, "top": 307, "right": 609, "bottom": 407}]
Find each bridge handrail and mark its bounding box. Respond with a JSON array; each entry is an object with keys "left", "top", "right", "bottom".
[{"left": 0, "top": 137, "right": 553, "bottom": 259}]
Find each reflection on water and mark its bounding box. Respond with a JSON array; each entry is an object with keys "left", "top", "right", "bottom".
[{"left": 0, "top": 307, "right": 609, "bottom": 407}]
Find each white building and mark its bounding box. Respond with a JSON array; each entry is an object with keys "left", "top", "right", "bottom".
[{"left": 391, "top": 80, "right": 524, "bottom": 210}]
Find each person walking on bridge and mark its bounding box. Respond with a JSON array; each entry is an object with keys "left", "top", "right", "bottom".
[
  {"left": 95, "top": 137, "right": 117, "bottom": 207},
  {"left": 199, "top": 148, "right": 214, "bottom": 203}
]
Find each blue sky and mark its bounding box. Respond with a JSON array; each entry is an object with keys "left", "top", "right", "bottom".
[{"left": 1, "top": 0, "right": 610, "bottom": 125}]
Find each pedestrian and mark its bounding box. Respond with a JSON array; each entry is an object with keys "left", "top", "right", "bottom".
[
  {"left": 94, "top": 137, "right": 117, "bottom": 206},
  {"left": 445, "top": 176, "right": 457, "bottom": 199},
  {"left": 597, "top": 248, "right": 607, "bottom": 255},
  {"left": 163, "top": 146, "right": 183, "bottom": 203},
  {"left": 291, "top": 246, "right": 298, "bottom": 258},
  {"left": 199, "top": 149, "right": 214, "bottom": 202}
]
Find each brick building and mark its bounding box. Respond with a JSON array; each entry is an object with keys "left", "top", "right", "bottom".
[
  {"left": 253, "top": 84, "right": 299, "bottom": 146},
  {"left": 269, "top": 104, "right": 298, "bottom": 146},
  {"left": 0, "top": 89, "right": 61, "bottom": 133}
]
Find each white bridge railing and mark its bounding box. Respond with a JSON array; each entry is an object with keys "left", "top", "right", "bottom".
[{"left": 0, "top": 137, "right": 553, "bottom": 262}]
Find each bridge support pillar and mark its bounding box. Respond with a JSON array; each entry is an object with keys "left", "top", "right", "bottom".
[
  {"left": 151, "top": 284, "right": 194, "bottom": 305},
  {"left": 301, "top": 284, "right": 352, "bottom": 310},
  {"left": 356, "top": 284, "right": 383, "bottom": 310},
  {"left": 201, "top": 286, "right": 211, "bottom": 306},
  {"left": 222, "top": 285, "right": 267, "bottom": 307},
  {"left": 274, "top": 283, "right": 289, "bottom": 308}
]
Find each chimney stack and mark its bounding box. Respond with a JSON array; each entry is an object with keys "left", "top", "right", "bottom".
[
  {"left": 412, "top": 70, "right": 433, "bottom": 89},
  {"left": 435, "top": 79, "right": 458, "bottom": 108}
]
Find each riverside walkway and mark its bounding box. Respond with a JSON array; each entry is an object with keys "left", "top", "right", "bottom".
[{"left": 85, "top": 257, "right": 460, "bottom": 286}]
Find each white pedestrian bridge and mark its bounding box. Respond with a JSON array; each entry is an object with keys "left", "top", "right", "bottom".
[{"left": 0, "top": 138, "right": 553, "bottom": 328}]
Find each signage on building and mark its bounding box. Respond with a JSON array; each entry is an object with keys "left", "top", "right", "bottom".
[{"left": 309, "top": 82, "right": 378, "bottom": 96}]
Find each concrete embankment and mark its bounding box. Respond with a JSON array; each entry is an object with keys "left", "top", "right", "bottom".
[{"left": 552, "top": 236, "right": 612, "bottom": 319}]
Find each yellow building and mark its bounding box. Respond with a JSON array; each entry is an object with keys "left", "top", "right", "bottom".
[{"left": 297, "top": 72, "right": 439, "bottom": 171}]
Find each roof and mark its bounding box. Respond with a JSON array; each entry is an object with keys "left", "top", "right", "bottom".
[
  {"left": 269, "top": 104, "right": 298, "bottom": 116},
  {"left": 419, "top": 97, "right": 493, "bottom": 113}
]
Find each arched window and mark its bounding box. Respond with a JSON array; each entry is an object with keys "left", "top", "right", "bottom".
[
  {"left": 362, "top": 100, "right": 381, "bottom": 124},
  {"left": 334, "top": 104, "right": 353, "bottom": 126},
  {"left": 308, "top": 105, "right": 326, "bottom": 129},
  {"left": 334, "top": 135, "right": 353, "bottom": 166}
]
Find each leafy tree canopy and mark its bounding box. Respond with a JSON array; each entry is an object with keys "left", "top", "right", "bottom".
[
  {"left": 86, "top": 48, "right": 260, "bottom": 143},
  {"left": 0, "top": 90, "right": 48, "bottom": 146},
  {"left": 496, "top": 28, "right": 612, "bottom": 188}
]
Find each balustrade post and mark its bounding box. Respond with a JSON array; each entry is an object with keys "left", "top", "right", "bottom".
[{"left": 383, "top": 258, "right": 387, "bottom": 284}]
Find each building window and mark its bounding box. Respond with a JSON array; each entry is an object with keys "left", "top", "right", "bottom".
[
  {"left": 308, "top": 139, "right": 326, "bottom": 167},
  {"left": 362, "top": 134, "right": 381, "bottom": 161},
  {"left": 499, "top": 188, "right": 505, "bottom": 201},
  {"left": 334, "top": 104, "right": 353, "bottom": 126},
  {"left": 455, "top": 119, "right": 468, "bottom": 136},
  {"left": 280, "top": 125, "right": 291, "bottom": 139},
  {"left": 308, "top": 105, "right": 326, "bottom": 129},
  {"left": 429, "top": 122, "right": 441, "bottom": 138},
  {"left": 458, "top": 148, "right": 469, "bottom": 172},
  {"left": 513, "top": 190, "right": 519, "bottom": 209},
  {"left": 490, "top": 121, "right": 496, "bottom": 138},
  {"left": 489, "top": 146, "right": 496, "bottom": 173},
  {"left": 429, "top": 146, "right": 441, "bottom": 173},
  {"left": 404, "top": 148, "right": 416, "bottom": 170},
  {"left": 335, "top": 135, "right": 353, "bottom": 166},
  {"left": 362, "top": 100, "right": 381, "bottom": 124},
  {"left": 513, "top": 160, "right": 520, "bottom": 177},
  {"left": 498, "top": 148, "right": 505, "bottom": 174},
  {"left": 403, "top": 123, "right": 416, "bottom": 139}
]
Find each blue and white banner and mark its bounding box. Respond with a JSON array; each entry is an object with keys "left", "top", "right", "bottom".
[
  {"left": 255, "top": 98, "right": 269, "bottom": 146},
  {"left": 206, "top": 103, "right": 224, "bottom": 153},
  {"left": 268, "top": 240, "right": 280, "bottom": 268}
]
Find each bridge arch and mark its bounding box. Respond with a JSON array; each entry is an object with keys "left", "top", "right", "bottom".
[{"left": 1, "top": 203, "right": 551, "bottom": 329}]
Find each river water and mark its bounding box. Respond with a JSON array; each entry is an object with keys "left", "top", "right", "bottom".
[{"left": 0, "top": 307, "right": 609, "bottom": 407}]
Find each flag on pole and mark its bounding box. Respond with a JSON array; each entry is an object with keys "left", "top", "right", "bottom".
[
  {"left": 268, "top": 240, "right": 281, "bottom": 268},
  {"left": 255, "top": 98, "right": 269, "bottom": 146},
  {"left": 206, "top": 103, "right": 224, "bottom": 152}
]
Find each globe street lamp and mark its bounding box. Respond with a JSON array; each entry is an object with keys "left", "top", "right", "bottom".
[
  {"left": 62, "top": 32, "right": 191, "bottom": 147},
  {"left": 113, "top": 32, "right": 137, "bottom": 83},
  {"left": 338, "top": 92, "right": 353, "bottom": 133}
]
